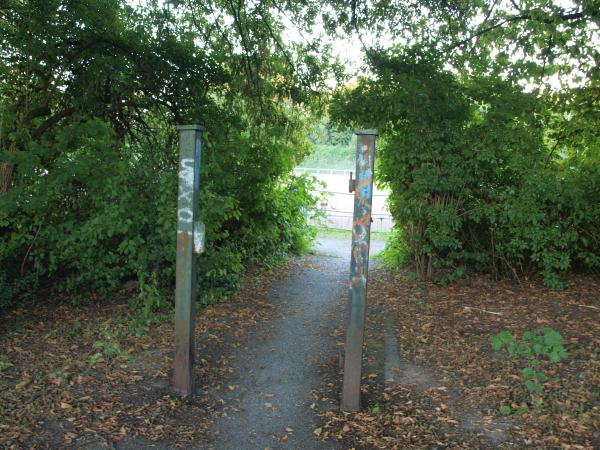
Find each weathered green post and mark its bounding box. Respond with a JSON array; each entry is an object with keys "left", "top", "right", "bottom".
[
  {"left": 341, "top": 130, "right": 377, "bottom": 411},
  {"left": 174, "top": 125, "right": 205, "bottom": 396}
]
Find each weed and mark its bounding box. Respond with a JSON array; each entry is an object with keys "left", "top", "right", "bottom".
[
  {"left": 369, "top": 402, "right": 382, "bottom": 415},
  {"left": 0, "top": 358, "right": 12, "bottom": 372},
  {"left": 491, "top": 327, "right": 568, "bottom": 415},
  {"left": 375, "top": 227, "right": 407, "bottom": 270},
  {"left": 125, "top": 271, "right": 169, "bottom": 336},
  {"left": 51, "top": 320, "right": 83, "bottom": 341},
  {"left": 50, "top": 368, "right": 70, "bottom": 386},
  {"left": 136, "top": 271, "right": 163, "bottom": 322},
  {"left": 89, "top": 331, "right": 129, "bottom": 367}
]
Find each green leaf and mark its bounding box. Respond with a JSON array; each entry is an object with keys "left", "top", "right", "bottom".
[
  {"left": 521, "top": 366, "right": 536, "bottom": 379},
  {"left": 522, "top": 331, "right": 535, "bottom": 341},
  {"left": 532, "top": 343, "right": 544, "bottom": 354},
  {"left": 499, "top": 405, "right": 511, "bottom": 416},
  {"left": 536, "top": 371, "right": 546, "bottom": 382},
  {"left": 525, "top": 380, "right": 542, "bottom": 393},
  {"left": 548, "top": 350, "right": 562, "bottom": 363},
  {"left": 543, "top": 329, "right": 564, "bottom": 347},
  {"left": 491, "top": 330, "right": 513, "bottom": 351},
  {"left": 514, "top": 404, "right": 529, "bottom": 416},
  {"left": 89, "top": 353, "right": 102, "bottom": 367}
]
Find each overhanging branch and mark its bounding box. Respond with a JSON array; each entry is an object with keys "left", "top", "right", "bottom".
[{"left": 446, "top": 9, "right": 592, "bottom": 51}]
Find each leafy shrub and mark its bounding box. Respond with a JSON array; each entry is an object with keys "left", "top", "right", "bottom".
[
  {"left": 330, "top": 48, "right": 600, "bottom": 285},
  {"left": 0, "top": 111, "right": 322, "bottom": 310},
  {"left": 491, "top": 328, "right": 568, "bottom": 414},
  {"left": 376, "top": 227, "right": 410, "bottom": 270},
  {"left": 0, "top": 0, "right": 329, "bottom": 312}
]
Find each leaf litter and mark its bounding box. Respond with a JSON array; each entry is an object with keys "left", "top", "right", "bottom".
[
  {"left": 2, "top": 258, "right": 598, "bottom": 449},
  {"left": 315, "top": 268, "right": 599, "bottom": 449},
  {"left": 0, "top": 262, "right": 295, "bottom": 449}
]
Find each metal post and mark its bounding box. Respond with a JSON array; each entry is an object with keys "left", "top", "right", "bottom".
[
  {"left": 174, "top": 125, "right": 204, "bottom": 396},
  {"left": 341, "top": 130, "right": 377, "bottom": 411}
]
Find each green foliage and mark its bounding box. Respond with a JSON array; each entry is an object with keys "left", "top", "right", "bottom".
[
  {"left": 491, "top": 328, "right": 568, "bottom": 412},
  {"left": 331, "top": 47, "right": 600, "bottom": 285},
  {"left": 89, "top": 332, "right": 129, "bottom": 367},
  {"left": 0, "top": 1, "right": 329, "bottom": 311},
  {"left": 301, "top": 143, "right": 355, "bottom": 170},
  {"left": 130, "top": 271, "right": 164, "bottom": 329},
  {"left": 0, "top": 358, "right": 12, "bottom": 372},
  {"left": 0, "top": 272, "right": 38, "bottom": 310},
  {"left": 376, "top": 227, "right": 409, "bottom": 270},
  {"left": 326, "top": 1, "right": 599, "bottom": 93},
  {"left": 302, "top": 120, "right": 356, "bottom": 169},
  {"left": 51, "top": 320, "right": 83, "bottom": 341},
  {"left": 499, "top": 404, "right": 512, "bottom": 416},
  {"left": 0, "top": 114, "right": 323, "bottom": 308},
  {"left": 368, "top": 402, "right": 382, "bottom": 415}
]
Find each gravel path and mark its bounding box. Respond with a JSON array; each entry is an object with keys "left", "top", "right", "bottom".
[
  {"left": 91, "top": 236, "right": 385, "bottom": 450},
  {"left": 207, "top": 236, "right": 384, "bottom": 450}
]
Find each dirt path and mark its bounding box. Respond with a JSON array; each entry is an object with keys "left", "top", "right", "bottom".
[{"left": 206, "top": 237, "right": 385, "bottom": 450}]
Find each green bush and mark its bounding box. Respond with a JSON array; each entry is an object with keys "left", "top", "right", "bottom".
[
  {"left": 0, "top": 0, "right": 331, "bottom": 312},
  {"left": 376, "top": 227, "right": 409, "bottom": 270},
  {"left": 330, "top": 48, "right": 600, "bottom": 286},
  {"left": 302, "top": 120, "right": 356, "bottom": 169},
  {"left": 0, "top": 115, "right": 322, "bottom": 309},
  {"left": 301, "top": 143, "right": 355, "bottom": 170}
]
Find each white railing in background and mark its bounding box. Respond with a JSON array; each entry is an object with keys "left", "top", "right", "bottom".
[
  {"left": 313, "top": 189, "right": 389, "bottom": 198},
  {"left": 295, "top": 167, "right": 350, "bottom": 175},
  {"left": 308, "top": 209, "right": 394, "bottom": 232},
  {"left": 295, "top": 166, "right": 395, "bottom": 232}
]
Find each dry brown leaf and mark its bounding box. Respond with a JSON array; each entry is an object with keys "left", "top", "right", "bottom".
[{"left": 15, "top": 374, "right": 31, "bottom": 390}]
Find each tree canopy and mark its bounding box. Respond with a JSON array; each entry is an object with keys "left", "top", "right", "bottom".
[
  {"left": 0, "top": 0, "right": 598, "bottom": 309},
  {"left": 0, "top": 0, "right": 332, "bottom": 308}
]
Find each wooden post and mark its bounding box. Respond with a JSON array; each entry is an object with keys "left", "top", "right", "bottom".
[
  {"left": 341, "top": 130, "right": 377, "bottom": 411},
  {"left": 173, "top": 125, "right": 203, "bottom": 396}
]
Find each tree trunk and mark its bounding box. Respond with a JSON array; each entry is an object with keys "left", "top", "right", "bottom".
[
  {"left": 416, "top": 253, "right": 433, "bottom": 281},
  {"left": 0, "top": 162, "right": 12, "bottom": 195},
  {"left": 0, "top": 145, "right": 15, "bottom": 196}
]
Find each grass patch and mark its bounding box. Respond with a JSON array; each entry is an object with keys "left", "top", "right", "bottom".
[{"left": 316, "top": 227, "right": 390, "bottom": 241}]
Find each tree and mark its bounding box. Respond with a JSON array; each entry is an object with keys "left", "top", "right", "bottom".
[
  {"left": 0, "top": 0, "right": 225, "bottom": 194},
  {"left": 331, "top": 46, "right": 600, "bottom": 285},
  {"left": 0, "top": 0, "right": 332, "bottom": 308},
  {"left": 325, "top": 0, "right": 599, "bottom": 149}
]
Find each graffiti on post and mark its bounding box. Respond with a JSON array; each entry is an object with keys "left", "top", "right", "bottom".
[
  {"left": 341, "top": 130, "right": 377, "bottom": 412},
  {"left": 174, "top": 125, "right": 203, "bottom": 396},
  {"left": 178, "top": 158, "right": 195, "bottom": 226}
]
